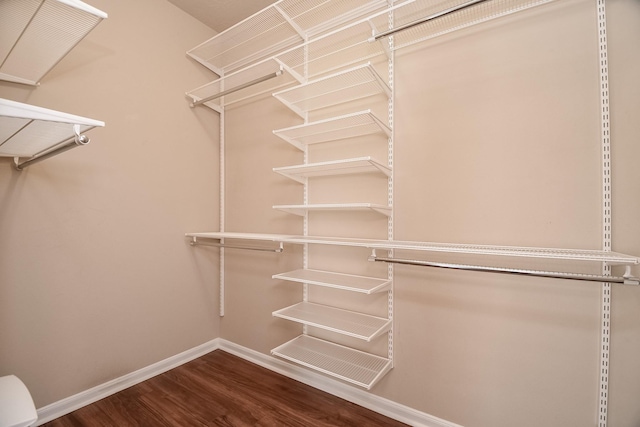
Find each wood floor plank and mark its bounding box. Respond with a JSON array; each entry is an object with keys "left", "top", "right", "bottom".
[{"left": 42, "top": 350, "right": 407, "bottom": 427}]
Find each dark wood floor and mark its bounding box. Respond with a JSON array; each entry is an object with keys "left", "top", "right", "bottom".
[{"left": 44, "top": 350, "right": 407, "bottom": 426}]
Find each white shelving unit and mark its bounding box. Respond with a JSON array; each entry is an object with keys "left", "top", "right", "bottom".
[
  {"left": 0, "top": 98, "right": 104, "bottom": 169},
  {"left": 273, "top": 156, "right": 390, "bottom": 183},
  {"left": 185, "top": 0, "right": 635, "bottom": 394},
  {"left": 273, "top": 302, "right": 391, "bottom": 341},
  {"left": 273, "top": 110, "right": 390, "bottom": 150},
  {"left": 273, "top": 269, "right": 392, "bottom": 294},
  {"left": 273, "top": 203, "right": 392, "bottom": 217},
  {"left": 271, "top": 335, "right": 392, "bottom": 389},
  {"left": 0, "top": 0, "right": 107, "bottom": 86}
]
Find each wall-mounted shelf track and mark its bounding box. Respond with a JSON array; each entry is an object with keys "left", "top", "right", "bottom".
[
  {"left": 273, "top": 63, "right": 391, "bottom": 118},
  {"left": 273, "top": 156, "right": 390, "bottom": 183},
  {"left": 273, "top": 269, "right": 391, "bottom": 294},
  {"left": 272, "top": 110, "right": 390, "bottom": 150},
  {"left": 271, "top": 335, "right": 392, "bottom": 389},
  {"left": 0, "top": 98, "right": 104, "bottom": 169},
  {"left": 0, "top": 0, "right": 107, "bottom": 86},
  {"left": 273, "top": 203, "right": 392, "bottom": 217},
  {"left": 273, "top": 301, "right": 391, "bottom": 341}
]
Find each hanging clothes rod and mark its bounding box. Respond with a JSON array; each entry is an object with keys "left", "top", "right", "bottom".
[
  {"left": 368, "top": 252, "right": 640, "bottom": 285},
  {"left": 369, "top": 0, "right": 491, "bottom": 42},
  {"left": 14, "top": 126, "right": 90, "bottom": 171},
  {"left": 190, "top": 69, "right": 284, "bottom": 107},
  {"left": 190, "top": 237, "right": 284, "bottom": 253}
]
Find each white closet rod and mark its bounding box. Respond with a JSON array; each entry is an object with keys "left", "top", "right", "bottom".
[
  {"left": 14, "top": 128, "right": 89, "bottom": 170},
  {"left": 370, "top": 0, "right": 491, "bottom": 42},
  {"left": 189, "top": 237, "right": 284, "bottom": 253},
  {"left": 368, "top": 252, "right": 640, "bottom": 285},
  {"left": 190, "top": 69, "right": 283, "bottom": 107}
]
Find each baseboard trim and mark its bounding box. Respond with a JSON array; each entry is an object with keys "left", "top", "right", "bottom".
[
  {"left": 35, "top": 337, "right": 461, "bottom": 427},
  {"left": 34, "top": 338, "right": 221, "bottom": 425},
  {"left": 217, "top": 339, "right": 462, "bottom": 427}
]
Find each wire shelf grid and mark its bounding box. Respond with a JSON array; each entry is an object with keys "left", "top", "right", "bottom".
[
  {"left": 273, "top": 63, "right": 390, "bottom": 117},
  {"left": 273, "top": 110, "right": 390, "bottom": 149},
  {"left": 273, "top": 302, "right": 391, "bottom": 341},
  {"left": 273, "top": 269, "right": 392, "bottom": 294}
]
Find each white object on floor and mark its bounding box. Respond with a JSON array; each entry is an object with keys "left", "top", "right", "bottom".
[{"left": 0, "top": 375, "right": 37, "bottom": 427}]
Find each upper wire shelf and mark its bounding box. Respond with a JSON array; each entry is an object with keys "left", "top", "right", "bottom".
[
  {"left": 0, "top": 98, "right": 104, "bottom": 169},
  {"left": 186, "top": 59, "right": 303, "bottom": 112},
  {"left": 273, "top": 110, "right": 390, "bottom": 150},
  {"left": 273, "top": 203, "right": 392, "bottom": 217},
  {"left": 0, "top": 0, "right": 107, "bottom": 86},
  {"left": 187, "top": 0, "right": 391, "bottom": 76}
]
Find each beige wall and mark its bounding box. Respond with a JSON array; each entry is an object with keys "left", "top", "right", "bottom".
[
  {"left": 2, "top": 1, "right": 639, "bottom": 426},
  {"left": 221, "top": 1, "right": 640, "bottom": 427},
  {"left": 0, "top": 0, "right": 219, "bottom": 408}
]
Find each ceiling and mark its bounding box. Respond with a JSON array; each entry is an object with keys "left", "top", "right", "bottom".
[{"left": 167, "top": 0, "right": 275, "bottom": 33}]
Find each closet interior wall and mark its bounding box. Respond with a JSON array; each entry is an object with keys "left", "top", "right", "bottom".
[{"left": 0, "top": 0, "right": 220, "bottom": 409}]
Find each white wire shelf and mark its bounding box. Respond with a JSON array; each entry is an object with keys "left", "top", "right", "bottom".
[
  {"left": 271, "top": 335, "right": 392, "bottom": 389},
  {"left": 0, "top": 98, "right": 104, "bottom": 160},
  {"left": 273, "top": 63, "right": 391, "bottom": 118},
  {"left": 186, "top": 0, "right": 391, "bottom": 76},
  {"left": 186, "top": 59, "right": 303, "bottom": 112},
  {"left": 273, "top": 156, "right": 391, "bottom": 183},
  {"left": 0, "top": 0, "right": 107, "bottom": 86},
  {"left": 273, "top": 302, "right": 391, "bottom": 341},
  {"left": 273, "top": 203, "right": 392, "bottom": 217},
  {"left": 274, "top": 269, "right": 391, "bottom": 294},
  {"left": 272, "top": 110, "right": 390, "bottom": 150},
  {"left": 184, "top": 232, "right": 640, "bottom": 266},
  {"left": 370, "top": 0, "right": 558, "bottom": 52}
]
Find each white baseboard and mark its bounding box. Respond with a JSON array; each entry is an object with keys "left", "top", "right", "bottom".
[
  {"left": 35, "top": 337, "right": 461, "bottom": 427},
  {"left": 34, "top": 338, "right": 221, "bottom": 425}
]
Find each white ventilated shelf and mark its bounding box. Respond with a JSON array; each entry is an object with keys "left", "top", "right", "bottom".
[
  {"left": 273, "top": 110, "right": 390, "bottom": 150},
  {"left": 273, "top": 203, "right": 392, "bottom": 217},
  {"left": 0, "top": 0, "right": 107, "bottom": 86},
  {"left": 271, "top": 335, "right": 392, "bottom": 389},
  {"left": 273, "top": 63, "right": 391, "bottom": 118},
  {"left": 273, "top": 156, "right": 391, "bottom": 183},
  {"left": 273, "top": 302, "right": 391, "bottom": 341},
  {"left": 0, "top": 98, "right": 104, "bottom": 158},
  {"left": 186, "top": 59, "right": 302, "bottom": 112},
  {"left": 187, "top": 0, "right": 390, "bottom": 76},
  {"left": 273, "top": 269, "right": 391, "bottom": 294},
  {"left": 184, "top": 232, "right": 640, "bottom": 265}
]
